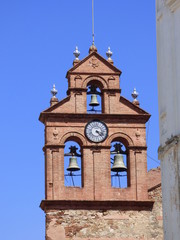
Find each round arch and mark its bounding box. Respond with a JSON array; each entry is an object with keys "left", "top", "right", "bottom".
[
  {"left": 60, "top": 132, "right": 87, "bottom": 146},
  {"left": 107, "top": 132, "right": 134, "bottom": 147},
  {"left": 82, "top": 75, "right": 108, "bottom": 89}
]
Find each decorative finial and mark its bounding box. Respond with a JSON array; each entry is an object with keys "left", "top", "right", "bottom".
[
  {"left": 131, "top": 88, "right": 139, "bottom": 106},
  {"left": 106, "top": 47, "right": 113, "bottom": 59},
  {"left": 73, "top": 46, "right": 80, "bottom": 60},
  {"left": 131, "top": 88, "right": 138, "bottom": 101},
  {"left": 50, "top": 84, "right": 58, "bottom": 106},
  {"left": 51, "top": 84, "right": 58, "bottom": 98},
  {"left": 106, "top": 47, "right": 113, "bottom": 64},
  {"left": 89, "top": 44, "right": 97, "bottom": 54}
]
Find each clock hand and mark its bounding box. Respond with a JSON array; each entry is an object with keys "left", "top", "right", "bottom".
[{"left": 96, "top": 130, "right": 103, "bottom": 136}]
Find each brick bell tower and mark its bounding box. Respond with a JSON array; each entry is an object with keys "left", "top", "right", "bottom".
[{"left": 39, "top": 45, "right": 153, "bottom": 240}]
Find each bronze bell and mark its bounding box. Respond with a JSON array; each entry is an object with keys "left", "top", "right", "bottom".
[
  {"left": 67, "top": 156, "right": 80, "bottom": 172},
  {"left": 111, "top": 154, "right": 127, "bottom": 172},
  {"left": 89, "top": 94, "right": 99, "bottom": 106}
]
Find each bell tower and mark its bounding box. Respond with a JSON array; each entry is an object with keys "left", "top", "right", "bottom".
[{"left": 39, "top": 45, "right": 154, "bottom": 240}]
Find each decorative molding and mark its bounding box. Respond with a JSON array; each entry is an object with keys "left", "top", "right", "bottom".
[
  {"left": 103, "top": 88, "right": 121, "bottom": 94},
  {"left": 108, "top": 76, "right": 115, "bottom": 81},
  {"left": 40, "top": 200, "right": 154, "bottom": 211},
  {"left": 107, "top": 132, "right": 134, "bottom": 147},
  {"left": 74, "top": 75, "right": 82, "bottom": 80},
  {"left": 43, "top": 144, "right": 65, "bottom": 152},
  {"left": 60, "top": 131, "right": 87, "bottom": 146},
  {"left": 69, "top": 72, "right": 120, "bottom": 76},
  {"left": 82, "top": 75, "right": 108, "bottom": 88},
  {"left": 82, "top": 145, "right": 110, "bottom": 150},
  {"left": 74, "top": 91, "right": 82, "bottom": 96},
  {"left": 91, "top": 148, "right": 101, "bottom": 153},
  {"left": 158, "top": 134, "right": 180, "bottom": 159},
  {"left": 128, "top": 146, "right": 147, "bottom": 152},
  {"left": 51, "top": 148, "right": 60, "bottom": 153},
  {"left": 41, "top": 113, "right": 150, "bottom": 124},
  {"left": 135, "top": 129, "right": 141, "bottom": 140},
  {"left": 67, "top": 87, "right": 86, "bottom": 96},
  {"left": 89, "top": 57, "right": 99, "bottom": 68},
  {"left": 107, "top": 92, "right": 116, "bottom": 96},
  {"left": 53, "top": 128, "right": 58, "bottom": 139}
]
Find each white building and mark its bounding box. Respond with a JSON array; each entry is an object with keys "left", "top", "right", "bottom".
[{"left": 156, "top": 0, "right": 180, "bottom": 239}]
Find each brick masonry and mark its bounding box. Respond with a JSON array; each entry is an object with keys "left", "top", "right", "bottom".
[
  {"left": 45, "top": 168, "right": 163, "bottom": 240},
  {"left": 39, "top": 48, "right": 162, "bottom": 239}
]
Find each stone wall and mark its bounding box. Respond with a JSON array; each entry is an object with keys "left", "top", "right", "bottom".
[{"left": 45, "top": 169, "right": 163, "bottom": 240}]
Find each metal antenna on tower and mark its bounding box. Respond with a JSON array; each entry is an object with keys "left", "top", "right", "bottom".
[
  {"left": 92, "top": 0, "right": 95, "bottom": 45},
  {"left": 89, "top": 0, "right": 97, "bottom": 54}
]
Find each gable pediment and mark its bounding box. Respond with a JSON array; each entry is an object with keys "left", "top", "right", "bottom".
[
  {"left": 39, "top": 94, "right": 150, "bottom": 124},
  {"left": 119, "top": 96, "right": 150, "bottom": 116},
  {"left": 67, "top": 51, "right": 121, "bottom": 76}
]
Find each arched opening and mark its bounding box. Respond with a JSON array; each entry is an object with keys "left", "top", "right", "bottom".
[
  {"left": 86, "top": 80, "right": 103, "bottom": 113},
  {"left": 64, "top": 140, "right": 82, "bottom": 188},
  {"left": 110, "top": 141, "right": 128, "bottom": 188}
]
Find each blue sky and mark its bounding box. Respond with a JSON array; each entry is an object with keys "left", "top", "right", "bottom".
[{"left": 0, "top": 1, "right": 159, "bottom": 239}]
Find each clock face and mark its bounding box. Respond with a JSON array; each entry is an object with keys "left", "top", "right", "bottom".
[{"left": 85, "top": 120, "right": 108, "bottom": 143}]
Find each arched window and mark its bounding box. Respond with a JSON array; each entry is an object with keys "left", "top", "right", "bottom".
[
  {"left": 87, "top": 81, "right": 103, "bottom": 113},
  {"left": 64, "top": 140, "right": 82, "bottom": 187},
  {"left": 110, "top": 141, "right": 128, "bottom": 188}
]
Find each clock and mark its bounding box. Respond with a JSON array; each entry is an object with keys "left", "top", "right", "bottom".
[{"left": 85, "top": 120, "right": 108, "bottom": 143}]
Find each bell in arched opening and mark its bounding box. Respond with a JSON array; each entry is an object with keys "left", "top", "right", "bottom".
[
  {"left": 67, "top": 156, "right": 80, "bottom": 172},
  {"left": 89, "top": 94, "right": 99, "bottom": 107},
  {"left": 111, "top": 154, "right": 127, "bottom": 172}
]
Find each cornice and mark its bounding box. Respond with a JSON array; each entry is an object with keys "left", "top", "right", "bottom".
[
  {"left": 40, "top": 113, "right": 150, "bottom": 125},
  {"left": 158, "top": 134, "right": 180, "bottom": 159},
  {"left": 128, "top": 146, "right": 147, "bottom": 151},
  {"left": 43, "top": 144, "right": 65, "bottom": 152},
  {"left": 68, "top": 72, "right": 120, "bottom": 76},
  {"left": 82, "top": 145, "right": 111, "bottom": 150},
  {"left": 66, "top": 88, "right": 121, "bottom": 95},
  {"left": 102, "top": 88, "right": 121, "bottom": 94},
  {"left": 40, "top": 200, "right": 154, "bottom": 212}
]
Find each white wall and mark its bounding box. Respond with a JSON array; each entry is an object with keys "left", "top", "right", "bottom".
[{"left": 156, "top": 0, "right": 180, "bottom": 239}]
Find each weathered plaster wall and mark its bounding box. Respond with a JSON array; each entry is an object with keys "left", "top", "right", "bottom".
[{"left": 156, "top": 1, "right": 180, "bottom": 239}]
